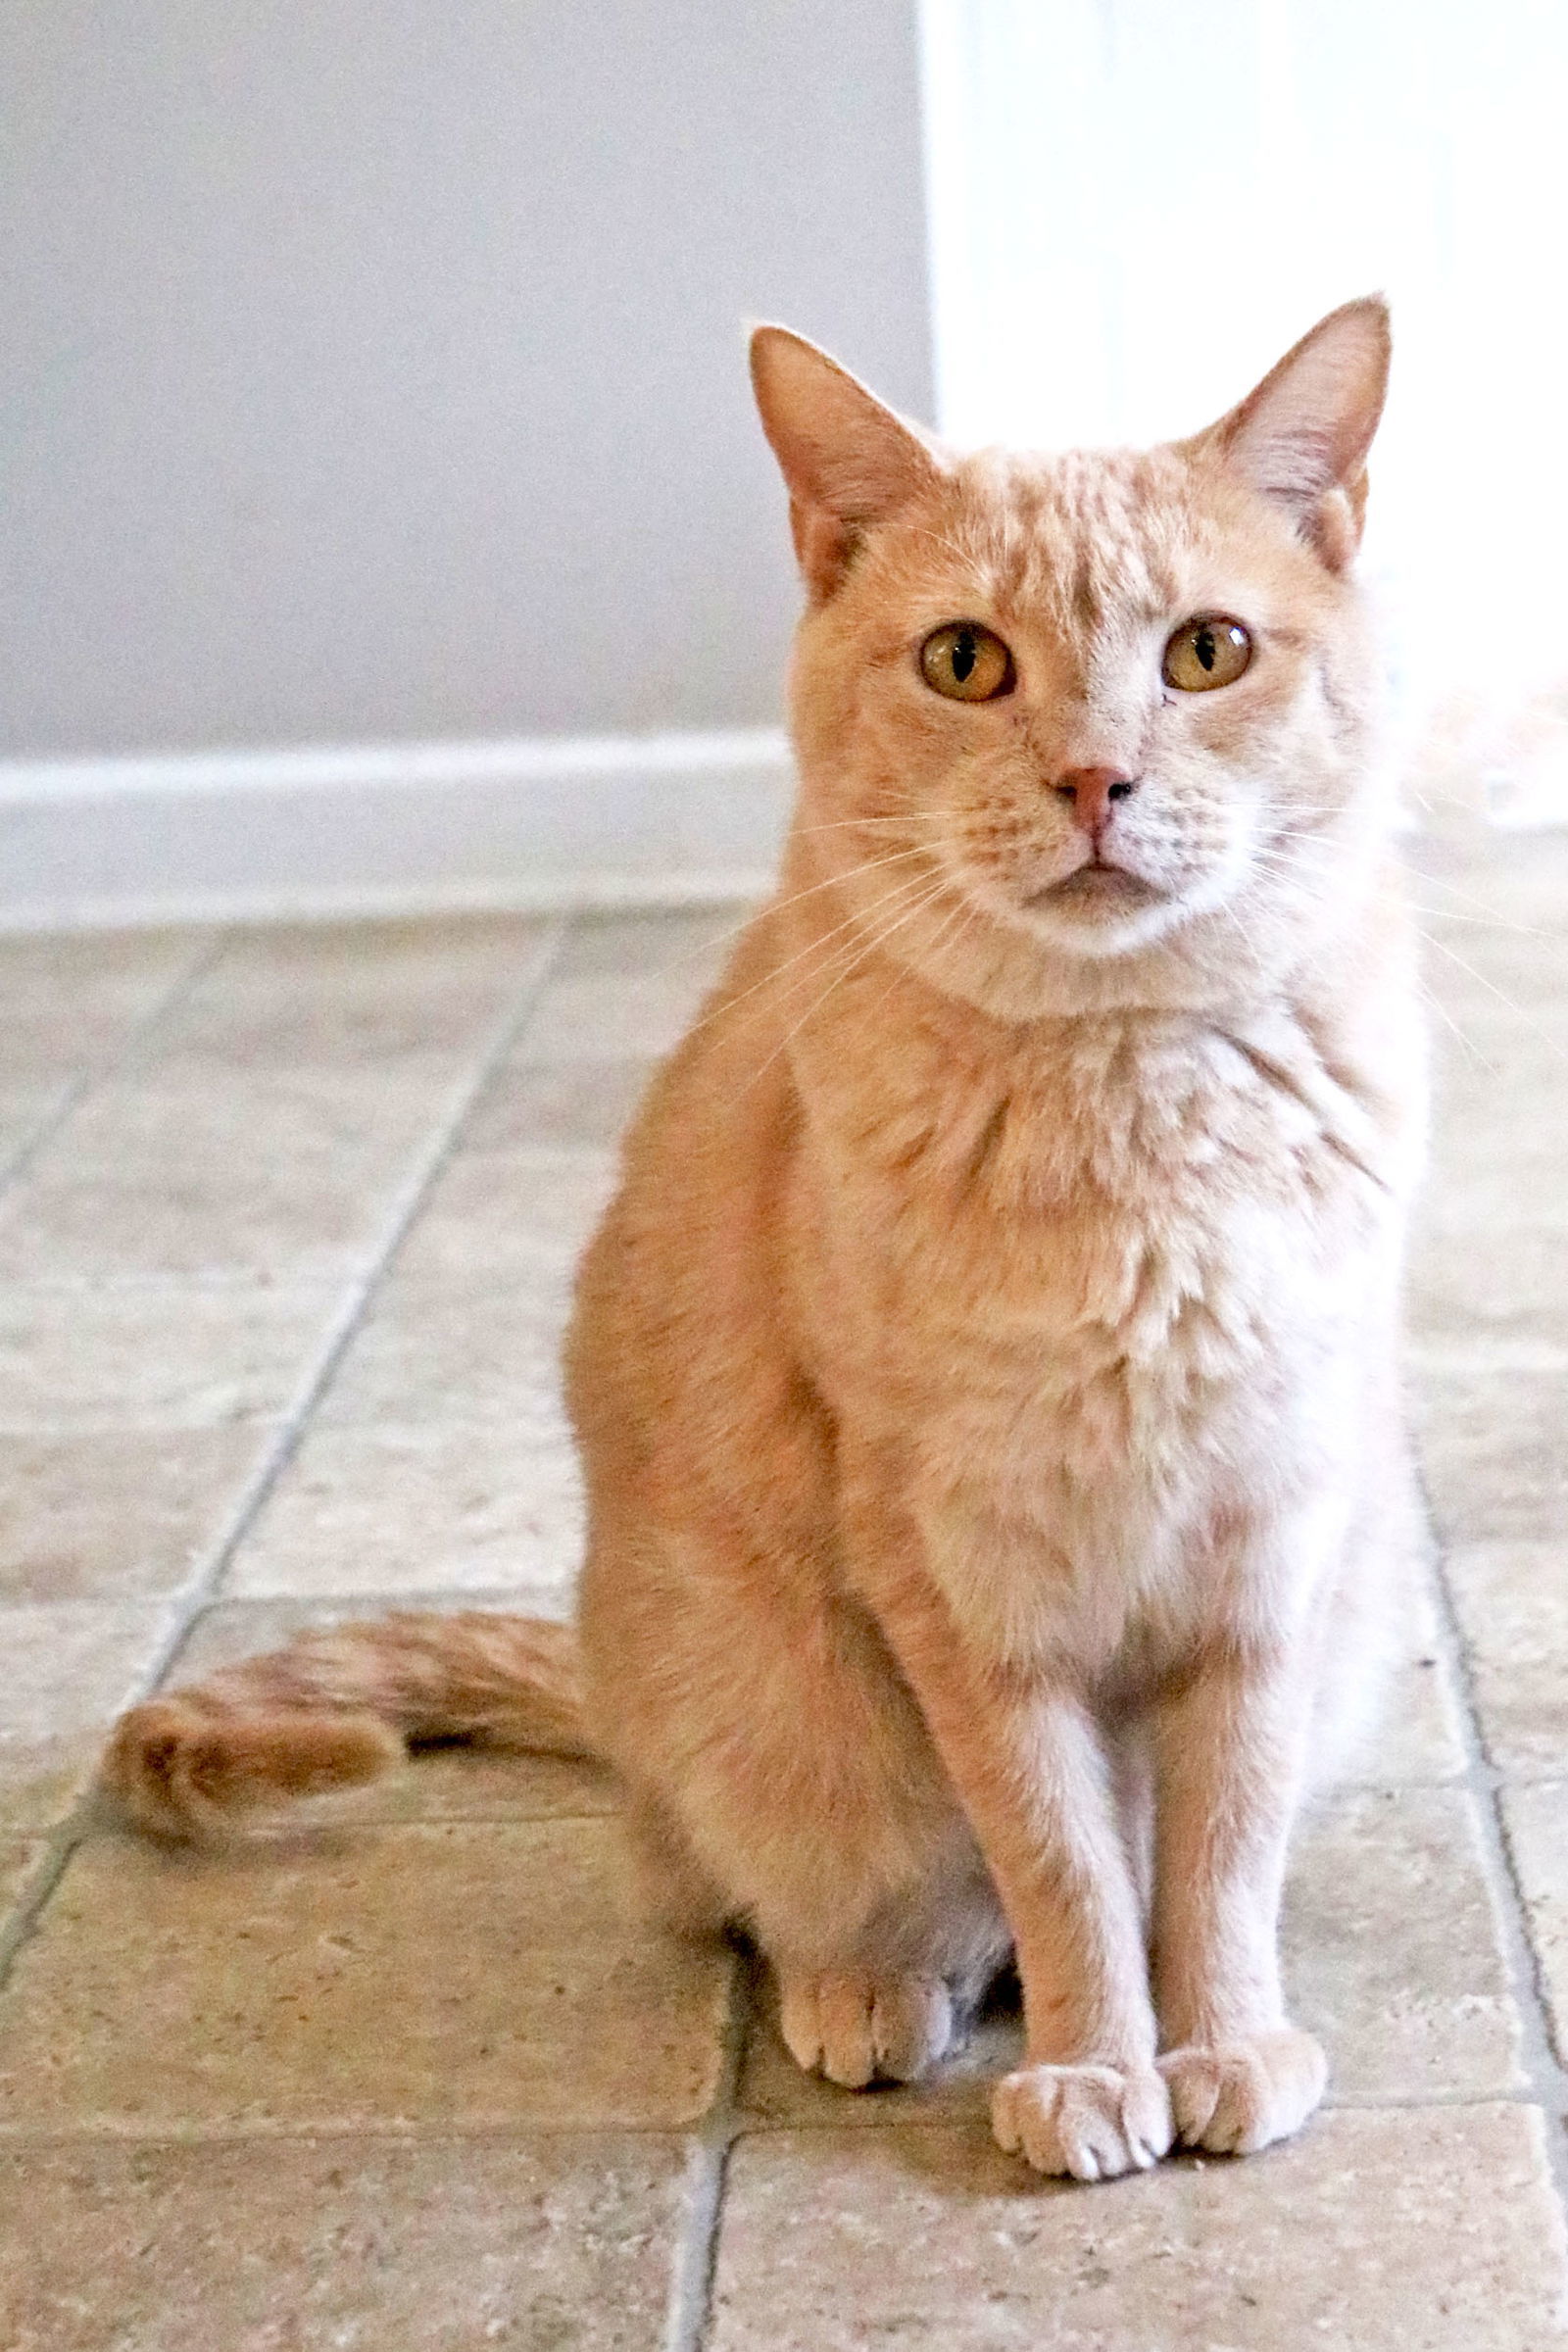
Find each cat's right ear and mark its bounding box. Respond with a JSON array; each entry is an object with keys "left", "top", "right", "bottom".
[
  {"left": 1192, "top": 298, "right": 1392, "bottom": 571},
  {"left": 749, "top": 326, "right": 942, "bottom": 599}
]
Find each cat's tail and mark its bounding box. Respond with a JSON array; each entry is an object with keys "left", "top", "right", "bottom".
[{"left": 103, "top": 1611, "right": 596, "bottom": 1842}]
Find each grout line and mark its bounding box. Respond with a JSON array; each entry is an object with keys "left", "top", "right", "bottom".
[
  {"left": 122, "top": 912, "right": 572, "bottom": 1652},
  {"left": 1419, "top": 1468, "right": 1568, "bottom": 2205},
  {"left": 0, "top": 2123, "right": 742, "bottom": 2148},
  {"left": 662, "top": 1947, "right": 759, "bottom": 2352},
  {"left": 0, "top": 935, "right": 241, "bottom": 1981},
  {"left": 0, "top": 1829, "right": 91, "bottom": 1989},
  {"left": 0, "top": 913, "right": 572, "bottom": 1994},
  {"left": 0, "top": 927, "right": 226, "bottom": 1200}
]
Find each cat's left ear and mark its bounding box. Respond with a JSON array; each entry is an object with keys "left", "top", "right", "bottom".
[
  {"left": 750, "top": 325, "right": 944, "bottom": 599},
  {"left": 1195, "top": 297, "right": 1392, "bottom": 571}
]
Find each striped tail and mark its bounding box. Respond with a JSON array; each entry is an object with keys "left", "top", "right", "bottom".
[{"left": 104, "top": 1611, "right": 595, "bottom": 1841}]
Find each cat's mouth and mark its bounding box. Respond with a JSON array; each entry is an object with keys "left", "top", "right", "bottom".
[{"left": 1029, "top": 861, "right": 1164, "bottom": 913}]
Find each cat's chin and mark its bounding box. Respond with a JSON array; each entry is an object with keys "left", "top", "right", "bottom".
[{"left": 1019, "top": 866, "right": 1187, "bottom": 960}]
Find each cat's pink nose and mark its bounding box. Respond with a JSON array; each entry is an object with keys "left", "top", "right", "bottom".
[{"left": 1054, "top": 766, "right": 1139, "bottom": 847}]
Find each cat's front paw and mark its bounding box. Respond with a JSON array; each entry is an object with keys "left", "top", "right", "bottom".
[
  {"left": 1159, "top": 2028, "right": 1326, "bottom": 2156},
  {"left": 992, "top": 2063, "right": 1173, "bottom": 2181}
]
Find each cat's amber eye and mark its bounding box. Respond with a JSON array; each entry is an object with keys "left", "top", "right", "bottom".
[
  {"left": 1162, "top": 616, "right": 1252, "bottom": 693},
  {"left": 918, "top": 622, "right": 1014, "bottom": 703}
]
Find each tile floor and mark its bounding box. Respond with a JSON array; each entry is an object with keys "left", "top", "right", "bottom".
[{"left": 0, "top": 830, "right": 1565, "bottom": 2347}]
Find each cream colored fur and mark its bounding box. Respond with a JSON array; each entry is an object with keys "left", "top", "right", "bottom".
[{"left": 108, "top": 299, "right": 1426, "bottom": 2181}]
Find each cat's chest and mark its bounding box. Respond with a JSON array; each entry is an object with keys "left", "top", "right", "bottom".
[{"left": 802, "top": 1011, "right": 1391, "bottom": 1408}]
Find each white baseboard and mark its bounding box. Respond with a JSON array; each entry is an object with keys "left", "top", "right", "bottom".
[{"left": 0, "top": 727, "right": 794, "bottom": 931}]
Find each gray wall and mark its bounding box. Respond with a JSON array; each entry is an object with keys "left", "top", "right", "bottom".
[{"left": 0, "top": 2, "right": 932, "bottom": 760}]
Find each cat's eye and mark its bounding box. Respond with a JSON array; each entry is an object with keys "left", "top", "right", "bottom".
[
  {"left": 918, "top": 622, "right": 1014, "bottom": 702},
  {"left": 1162, "top": 616, "right": 1252, "bottom": 693}
]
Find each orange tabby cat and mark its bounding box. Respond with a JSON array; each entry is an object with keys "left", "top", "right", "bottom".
[{"left": 108, "top": 299, "right": 1427, "bottom": 2181}]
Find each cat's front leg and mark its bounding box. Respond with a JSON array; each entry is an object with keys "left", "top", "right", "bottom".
[
  {"left": 924, "top": 1672, "right": 1171, "bottom": 2180},
  {"left": 923, "top": 1672, "right": 1171, "bottom": 2179},
  {"left": 1150, "top": 1642, "right": 1326, "bottom": 2155},
  {"left": 850, "top": 1513, "right": 1169, "bottom": 2179}
]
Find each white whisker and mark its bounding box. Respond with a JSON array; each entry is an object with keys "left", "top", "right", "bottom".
[
  {"left": 698, "top": 865, "right": 949, "bottom": 1045},
  {"left": 634, "top": 850, "right": 940, "bottom": 1016},
  {"left": 744, "top": 876, "right": 956, "bottom": 1092},
  {"left": 1415, "top": 974, "right": 1497, "bottom": 1072},
  {"left": 1417, "top": 932, "right": 1568, "bottom": 1063}
]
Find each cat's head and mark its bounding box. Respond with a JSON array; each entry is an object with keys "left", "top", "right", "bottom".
[{"left": 751, "top": 302, "right": 1393, "bottom": 1015}]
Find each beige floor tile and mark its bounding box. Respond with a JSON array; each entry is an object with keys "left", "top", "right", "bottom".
[
  {"left": 0, "top": 1820, "right": 730, "bottom": 2132},
  {"left": 318, "top": 1270, "right": 571, "bottom": 1442},
  {"left": 0, "top": 1603, "right": 177, "bottom": 1830},
  {"left": 1499, "top": 1783, "right": 1568, "bottom": 2054},
  {"left": 143, "top": 915, "right": 555, "bottom": 1069},
  {"left": 709, "top": 2107, "right": 1568, "bottom": 2351},
  {"left": 392, "top": 1150, "right": 617, "bottom": 1281},
  {"left": 554, "top": 906, "right": 744, "bottom": 980},
  {"left": 0, "top": 1428, "right": 265, "bottom": 1602},
  {"left": 0, "top": 1281, "right": 342, "bottom": 1433},
  {"left": 1350, "top": 1642, "right": 1468, "bottom": 1784},
  {"left": 741, "top": 1786, "right": 1521, "bottom": 2129},
  {"left": 515, "top": 909, "right": 736, "bottom": 1064},
  {"left": 1410, "top": 1213, "right": 1568, "bottom": 1349},
  {"left": 0, "top": 2134, "right": 686, "bottom": 2352},
  {"left": 164, "top": 1598, "right": 615, "bottom": 1821},
  {"left": 1412, "top": 1356, "right": 1568, "bottom": 1544},
  {"left": 1421, "top": 936, "right": 1568, "bottom": 1038},
  {"left": 1446, "top": 1542, "right": 1568, "bottom": 1774},
  {"left": 0, "top": 928, "right": 205, "bottom": 1082},
  {"left": 1284, "top": 1787, "right": 1522, "bottom": 2100},
  {"left": 0, "top": 1062, "right": 466, "bottom": 1281},
  {"left": 1407, "top": 892, "right": 1568, "bottom": 1334},
  {"left": 1334, "top": 1537, "right": 1467, "bottom": 1786},
  {"left": 462, "top": 1054, "right": 654, "bottom": 1152},
  {"left": 224, "top": 1421, "right": 582, "bottom": 1600},
  {"left": 1427, "top": 1030, "right": 1568, "bottom": 1198},
  {"left": 1413, "top": 812, "right": 1568, "bottom": 876},
  {"left": 1413, "top": 831, "right": 1568, "bottom": 1012}
]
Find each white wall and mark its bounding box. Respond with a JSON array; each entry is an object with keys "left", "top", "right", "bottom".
[
  {"left": 921, "top": 0, "right": 1568, "bottom": 814},
  {"left": 1, "top": 1, "right": 932, "bottom": 761}
]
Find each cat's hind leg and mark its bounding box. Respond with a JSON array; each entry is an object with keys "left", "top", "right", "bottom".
[
  {"left": 776, "top": 1966, "right": 956, "bottom": 2087},
  {"left": 770, "top": 1844, "right": 1008, "bottom": 2085},
  {"left": 580, "top": 1528, "right": 1009, "bottom": 2086},
  {"left": 622, "top": 1771, "right": 995, "bottom": 2085}
]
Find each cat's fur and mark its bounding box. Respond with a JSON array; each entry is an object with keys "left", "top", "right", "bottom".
[{"left": 107, "top": 299, "right": 1427, "bottom": 2181}]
